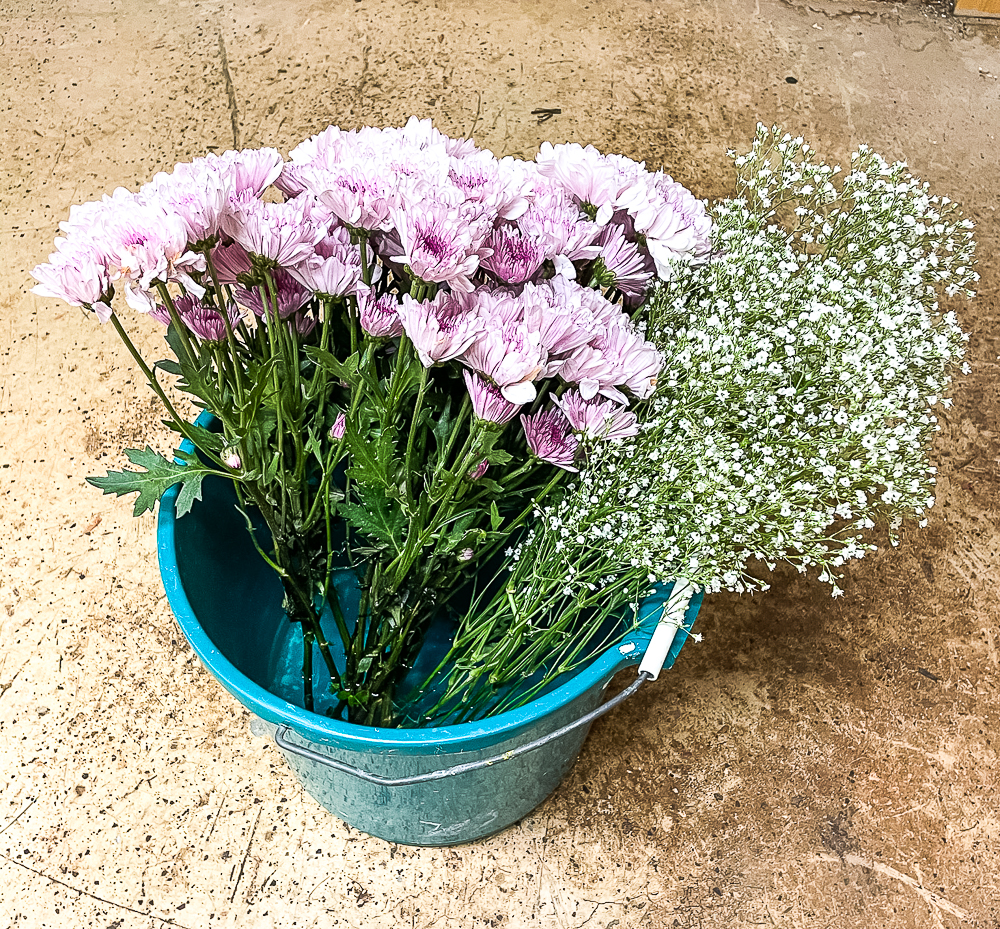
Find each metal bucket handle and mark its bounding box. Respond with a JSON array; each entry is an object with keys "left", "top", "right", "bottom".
[{"left": 273, "top": 670, "right": 651, "bottom": 787}]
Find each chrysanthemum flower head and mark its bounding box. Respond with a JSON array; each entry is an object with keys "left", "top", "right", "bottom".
[
  {"left": 398, "top": 288, "right": 483, "bottom": 366},
  {"left": 520, "top": 407, "right": 580, "bottom": 472},
  {"left": 463, "top": 370, "right": 523, "bottom": 425}
]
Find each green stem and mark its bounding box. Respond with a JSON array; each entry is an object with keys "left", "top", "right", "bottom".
[
  {"left": 108, "top": 312, "right": 225, "bottom": 466},
  {"left": 404, "top": 365, "right": 430, "bottom": 505},
  {"left": 302, "top": 627, "right": 315, "bottom": 712},
  {"left": 155, "top": 283, "right": 198, "bottom": 364},
  {"left": 259, "top": 278, "right": 288, "bottom": 528},
  {"left": 439, "top": 394, "right": 473, "bottom": 471}
]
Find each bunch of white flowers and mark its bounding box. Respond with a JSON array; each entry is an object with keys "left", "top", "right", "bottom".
[{"left": 518, "top": 126, "right": 975, "bottom": 602}]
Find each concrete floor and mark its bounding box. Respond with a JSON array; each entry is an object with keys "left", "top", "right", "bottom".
[{"left": 1, "top": 0, "right": 999, "bottom": 926}]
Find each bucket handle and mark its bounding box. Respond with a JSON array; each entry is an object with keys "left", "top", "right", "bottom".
[{"left": 272, "top": 670, "right": 651, "bottom": 787}]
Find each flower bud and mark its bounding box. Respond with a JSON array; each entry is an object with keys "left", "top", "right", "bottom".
[{"left": 468, "top": 458, "right": 489, "bottom": 480}]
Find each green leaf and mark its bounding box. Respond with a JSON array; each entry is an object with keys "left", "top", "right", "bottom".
[
  {"left": 242, "top": 356, "right": 278, "bottom": 412},
  {"left": 429, "top": 395, "right": 454, "bottom": 453},
  {"left": 86, "top": 446, "right": 217, "bottom": 517},
  {"left": 164, "top": 322, "right": 188, "bottom": 364},
  {"left": 490, "top": 500, "right": 503, "bottom": 531},
  {"left": 486, "top": 448, "right": 513, "bottom": 466},
  {"left": 304, "top": 425, "right": 325, "bottom": 465},
  {"left": 154, "top": 359, "right": 183, "bottom": 376},
  {"left": 331, "top": 688, "right": 366, "bottom": 707},
  {"left": 174, "top": 468, "right": 207, "bottom": 517},
  {"left": 342, "top": 415, "right": 404, "bottom": 493},
  {"left": 263, "top": 451, "right": 281, "bottom": 484},
  {"left": 164, "top": 323, "right": 217, "bottom": 406},
  {"left": 475, "top": 478, "right": 505, "bottom": 496},
  {"left": 184, "top": 421, "right": 226, "bottom": 454},
  {"left": 339, "top": 486, "right": 405, "bottom": 552},
  {"left": 303, "top": 346, "right": 360, "bottom": 382},
  {"left": 342, "top": 417, "right": 380, "bottom": 477}
]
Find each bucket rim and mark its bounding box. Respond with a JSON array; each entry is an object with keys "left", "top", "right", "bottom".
[{"left": 156, "top": 414, "right": 700, "bottom": 753}]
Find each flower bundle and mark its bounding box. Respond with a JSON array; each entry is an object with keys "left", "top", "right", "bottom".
[
  {"left": 32, "top": 122, "right": 974, "bottom": 728},
  {"left": 435, "top": 129, "right": 975, "bottom": 723},
  {"left": 32, "top": 117, "right": 712, "bottom": 726}
]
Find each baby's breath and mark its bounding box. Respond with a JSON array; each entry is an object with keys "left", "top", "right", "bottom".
[
  {"left": 420, "top": 126, "right": 976, "bottom": 723},
  {"left": 525, "top": 125, "right": 973, "bottom": 598}
]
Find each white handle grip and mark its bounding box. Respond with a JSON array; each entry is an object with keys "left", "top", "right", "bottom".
[{"left": 638, "top": 580, "right": 696, "bottom": 681}]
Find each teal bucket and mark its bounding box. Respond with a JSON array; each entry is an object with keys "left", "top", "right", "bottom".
[{"left": 157, "top": 457, "right": 702, "bottom": 846}]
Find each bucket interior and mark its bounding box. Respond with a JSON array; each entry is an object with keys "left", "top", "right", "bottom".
[{"left": 168, "top": 475, "right": 630, "bottom": 726}]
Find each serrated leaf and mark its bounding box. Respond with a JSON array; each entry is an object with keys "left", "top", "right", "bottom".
[
  {"left": 164, "top": 322, "right": 188, "bottom": 364},
  {"left": 342, "top": 416, "right": 402, "bottom": 492},
  {"left": 174, "top": 469, "right": 207, "bottom": 517},
  {"left": 339, "top": 486, "right": 405, "bottom": 552},
  {"left": 86, "top": 446, "right": 216, "bottom": 517},
  {"left": 164, "top": 323, "right": 218, "bottom": 406},
  {"left": 241, "top": 357, "right": 277, "bottom": 412},
  {"left": 343, "top": 418, "right": 380, "bottom": 476},
  {"left": 303, "top": 346, "right": 360, "bottom": 382},
  {"left": 183, "top": 421, "right": 225, "bottom": 454}
]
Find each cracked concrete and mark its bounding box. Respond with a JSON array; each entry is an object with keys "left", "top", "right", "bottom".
[{"left": 1, "top": 0, "right": 999, "bottom": 926}]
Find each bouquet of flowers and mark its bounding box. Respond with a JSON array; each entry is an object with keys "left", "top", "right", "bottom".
[{"left": 32, "top": 121, "right": 976, "bottom": 728}]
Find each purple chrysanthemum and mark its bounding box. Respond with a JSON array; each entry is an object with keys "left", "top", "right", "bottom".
[
  {"left": 621, "top": 173, "right": 713, "bottom": 277},
  {"left": 552, "top": 389, "right": 640, "bottom": 441},
  {"left": 288, "top": 239, "right": 362, "bottom": 298},
  {"left": 516, "top": 181, "right": 601, "bottom": 273},
  {"left": 591, "top": 224, "right": 654, "bottom": 301},
  {"left": 171, "top": 294, "right": 242, "bottom": 342},
  {"left": 535, "top": 142, "right": 647, "bottom": 224},
  {"left": 357, "top": 285, "right": 404, "bottom": 338},
  {"left": 520, "top": 408, "right": 580, "bottom": 472},
  {"left": 287, "top": 311, "right": 318, "bottom": 337},
  {"left": 307, "top": 165, "right": 398, "bottom": 232},
  {"left": 31, "top": 245, "right": 112, "bottom": 320},
  {"left": 224, "top": 197, "right": 326, "bottom": 268},
  {"left": 210, "top": 148, "right": 284, "bottom": 198},
  {"left": 461, "top": 311, "right": 546, "bottom": 405},
  {"left": 390, "top": 200, "right": 490, "bottom": 293},
  {"left": 398, "top": 289, "right": 483, "bottom": 366},
  {"left": 209, "top": 241, "right": 253, "bottom": 284},
  {"left": 235, "top": 269, "right": 311, "bottom": 320},
  {"left": 140, "top": 167, "right": 228, "bottom": 246},
  {"left": 462, "top": 370, "right": 523, "bottom": 425},
  {"left": 481, "top": 225, "right": 545, "bottom": 284},
  {"left": 519, "top": 279, "right": 605, "bottom": 359},
  {"left": 559, "top": 318, "right": 663, "bottom": 402}
]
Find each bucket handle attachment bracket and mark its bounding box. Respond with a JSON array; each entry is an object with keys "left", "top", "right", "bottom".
[{"left": 272, "top": 670, "right": 651, "bottom": 788}]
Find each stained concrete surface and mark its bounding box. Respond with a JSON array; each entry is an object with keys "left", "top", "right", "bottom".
[{"left": 1, "top": 0, "right": 999, "bottom": 926}]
